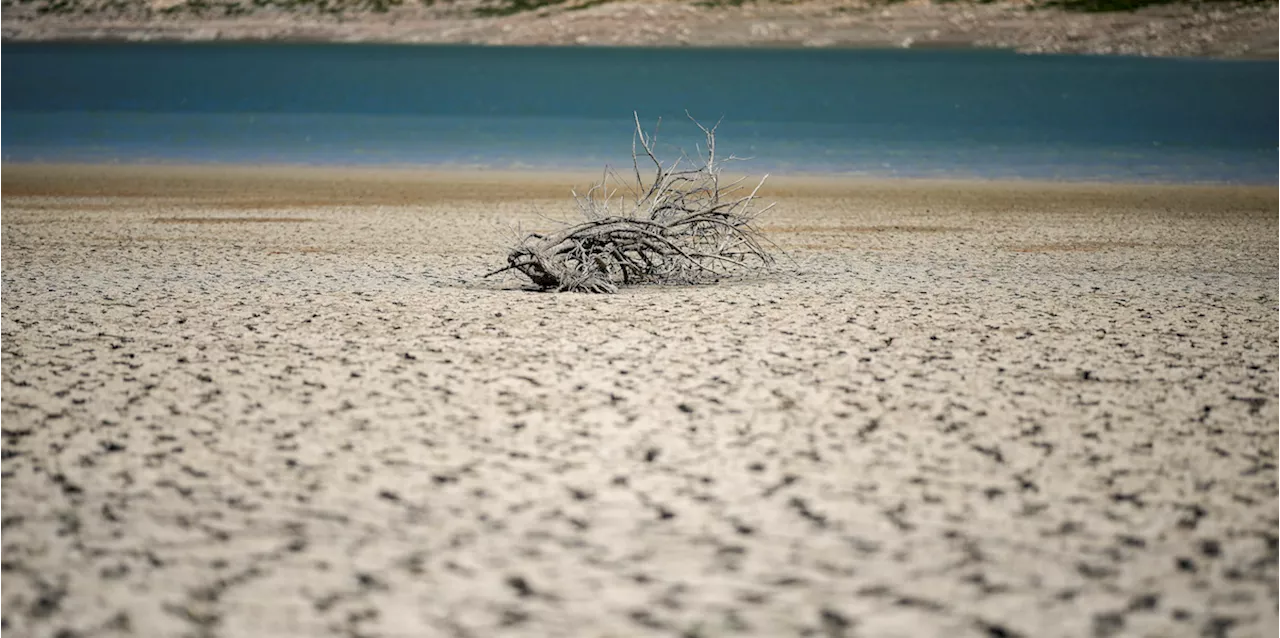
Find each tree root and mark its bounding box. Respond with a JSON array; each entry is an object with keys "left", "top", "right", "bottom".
[{"left": 491, "top": 112, "right": 776, "bottom": 293}]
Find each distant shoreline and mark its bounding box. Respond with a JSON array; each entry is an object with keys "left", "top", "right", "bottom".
[
  {"left": 2, "top": 36, "right": 987, "bottom": 51},
  {"left": 5, "top": 162, "right": 1277, "bottom": 191},
  {"left": 5, "top": 40, "right": 1277, "bottom": 64},
  {"left": 3, "top": 0, "right": 1276, "bottom": 59}
]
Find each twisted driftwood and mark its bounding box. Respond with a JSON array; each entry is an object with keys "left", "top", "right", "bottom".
[{"left": 488, "top": 113, "right": 775, "bottom": 293}]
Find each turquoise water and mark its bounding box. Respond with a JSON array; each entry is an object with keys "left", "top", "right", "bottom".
[{"left": 3, "top": 43, "right": 1276, "bottom": 182}]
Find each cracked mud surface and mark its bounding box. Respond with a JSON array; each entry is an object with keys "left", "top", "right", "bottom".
[{"left": 2, "top": 165, "right": 1277, "bottom": 638}]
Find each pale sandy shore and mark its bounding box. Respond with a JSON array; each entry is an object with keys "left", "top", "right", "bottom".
[{"left": 2, "top": 164, "right": 1277, "bottom": 638}]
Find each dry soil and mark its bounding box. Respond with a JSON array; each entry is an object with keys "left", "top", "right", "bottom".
[{"left": 2, "top": 164, "right": 1277, "bottom": 638}]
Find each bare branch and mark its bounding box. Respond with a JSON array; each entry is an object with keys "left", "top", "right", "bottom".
[{"left": 496, "top": 114, "right": 776, "bottom": 293}]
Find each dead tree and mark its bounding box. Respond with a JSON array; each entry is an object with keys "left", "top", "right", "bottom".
[{"left": 488, "top": 113, "right": 776, "bottom": 293}]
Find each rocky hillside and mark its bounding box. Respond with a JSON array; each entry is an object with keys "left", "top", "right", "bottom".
[{"left": 2, "top": 0, "right": 1276, "bottom": 58}]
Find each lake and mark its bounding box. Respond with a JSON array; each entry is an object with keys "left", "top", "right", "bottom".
[{"left": 2, "top": 43, "right": 1276, "bottom": 183}]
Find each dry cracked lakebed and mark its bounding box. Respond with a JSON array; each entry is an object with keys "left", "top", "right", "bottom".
[{"left": 2, "top": 165, "right": 1277, "bottom": 638}]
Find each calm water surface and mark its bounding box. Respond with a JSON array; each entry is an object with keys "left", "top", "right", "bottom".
[{"left": 3, "top": 43, "right": 1275, "bottom": 182}]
